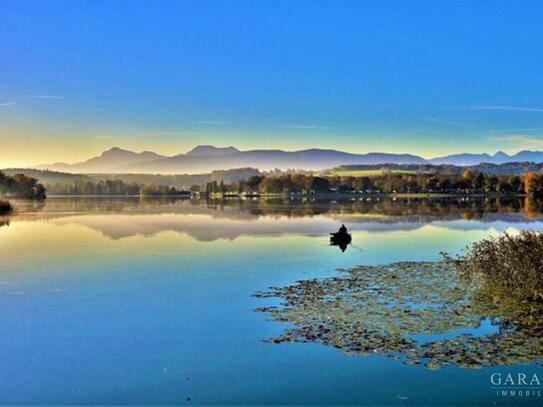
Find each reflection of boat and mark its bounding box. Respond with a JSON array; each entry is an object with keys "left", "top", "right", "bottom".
[{"left": 330, "top": 231, "right": 352, "bottom": 252}]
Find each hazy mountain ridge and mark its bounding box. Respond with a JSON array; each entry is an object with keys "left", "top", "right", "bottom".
[
  {"left": 37, "top": 145, "right": 428, "bottom": 174},
  {"left": 36, "top": 147, "right": 167, "bottom": 173},
  {"left": 3, "top": 167, "right": 260, "bottom": 190},
  {"left": 36, "top": 145, "right": 543, "bottom": 174},
  {"left": 428, "top": 150, "right": 543, "bottom": 166},
  {"left": 129, "top": 149, "right": 427, "bottom": 174}
]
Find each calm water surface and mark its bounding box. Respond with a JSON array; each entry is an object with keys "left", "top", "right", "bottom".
[{"left": 0, "top": 197, "right": 541, "bottom": 405}]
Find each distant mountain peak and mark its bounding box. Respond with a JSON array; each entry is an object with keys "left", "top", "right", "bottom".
[
  {"left": 99, "top": 147, "right": 163, "bottom": 159},
  {"left": 100, "top": 147, "right": 135, "bottom": 156},
  {"left": 187, "top": 145, "right": 240, "bottom": 156}
]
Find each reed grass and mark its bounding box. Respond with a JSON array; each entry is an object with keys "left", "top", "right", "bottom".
[{"left": 444, "top": 230, "right": 543, "bottom": 299}]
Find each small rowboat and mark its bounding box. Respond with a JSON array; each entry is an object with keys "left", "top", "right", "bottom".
[{"left": 330, "top": 231, "right": 352, "bottom": 247}]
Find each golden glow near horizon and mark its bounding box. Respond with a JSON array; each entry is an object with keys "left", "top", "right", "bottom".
[{"left": 0, "top": 123, "right": 524, "bottom": 169}]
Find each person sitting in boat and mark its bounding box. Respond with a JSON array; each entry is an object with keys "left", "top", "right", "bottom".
[{"left": 338, "top": 224, "right": 347, "bottom": 234}]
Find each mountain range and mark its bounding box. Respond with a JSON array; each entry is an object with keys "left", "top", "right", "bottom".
[{"left": 35, "top": 145, "right": 543, "bottom": 174}]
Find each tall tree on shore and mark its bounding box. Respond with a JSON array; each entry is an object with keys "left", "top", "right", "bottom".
[{"left": 524, "top": 172, "right": 543, "bottom": 197}]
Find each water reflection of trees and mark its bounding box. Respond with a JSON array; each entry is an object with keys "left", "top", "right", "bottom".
[
  {"left": 219, "top": 197, "right": 542, "bottom": 222},
  {"left": 255, "top": 261, "right": 543, "bottom": 369},
  {"left": 6, "top": 196, "right": 543, "bottom": 223}
]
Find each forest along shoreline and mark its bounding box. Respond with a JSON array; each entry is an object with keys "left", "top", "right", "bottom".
[
  {"left": 2, "top": 168, "right": 543, "bottom": 219},
  {"left": 3, "top": 168, "right": 543, "bottom": 200}
]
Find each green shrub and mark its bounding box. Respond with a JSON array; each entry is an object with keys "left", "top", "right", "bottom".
[
  {"left": 444, "top": 230, "right": 543, "bottom": 299},
  {"left": 0, "top": 200, "right": 13, "bottom": 215}
]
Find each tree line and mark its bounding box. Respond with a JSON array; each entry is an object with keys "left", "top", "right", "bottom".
[
  {"left": 6, "top": 169, "right": 543, "bottom": 198},
  {"left": 199, "top": 170, "right": 543, "bottom": 196},
  {"left": 45, "top": 180, "right": 190, "bottom": 196},
  {"left": 0, "top": 171, "right": 46, "bottom": 199}
]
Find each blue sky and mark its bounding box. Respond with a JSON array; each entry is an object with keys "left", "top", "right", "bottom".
[{"left": 1, "top": 0, "right": 543, "bottom": 166}]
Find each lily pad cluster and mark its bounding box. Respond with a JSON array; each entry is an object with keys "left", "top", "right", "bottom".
[{"left": 254, "top": 261, "right": 543, "bottom": 369}]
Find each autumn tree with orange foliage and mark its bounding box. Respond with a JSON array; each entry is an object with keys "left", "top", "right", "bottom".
[{"left": 524, "top": 172, "right": 543, "bottom": 197}]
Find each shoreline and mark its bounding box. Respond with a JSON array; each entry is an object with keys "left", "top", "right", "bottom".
[
  {"left": 202, "top": 192, "right": 530, "bottom": 199},
  {"left": 14, "top": 192, "right": 530, "bottom": 200}
]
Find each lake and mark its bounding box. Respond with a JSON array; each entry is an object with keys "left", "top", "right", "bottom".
[{"left": 0, "top": 197, "right": 542, "bottom": 405}]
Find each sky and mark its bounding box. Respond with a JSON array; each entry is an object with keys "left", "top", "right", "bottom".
[{"left": 1, "top": 0, "right": 543, "bottom": 167}]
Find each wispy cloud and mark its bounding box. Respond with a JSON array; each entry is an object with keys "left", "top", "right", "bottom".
[
  {"left": 28, "top": 95, "right": 64, "bottom": 99},
  {"left": 0, "top": 102, "right": 16, "bottom": 107},
  {"left": 487, "top": 126, "right": 543, "bottom": 133},
  {"left": 279, "top": 124, "right": 333, "bottom": 130},
  {"left": 20, "top": 94, "right": 65, "bottom": 99},
  {"left": 469, "top": 105, "right": 543, "bottom": 113},
  {"left": 425, "top": 117, "right": 481, "bottom": 129},
  {"left": 0, "top": 94, "right": 65, "bottom": 100},
  {"left": 488, "top": 134, "right": 543, "bottom": 149},
  {"left": 428, "top": 115, "right": 543, "bottom": 133}
]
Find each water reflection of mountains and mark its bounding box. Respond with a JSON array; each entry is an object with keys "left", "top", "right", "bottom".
[{"left": 4, "top": 197, "right": 543, "bottom": 241}]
